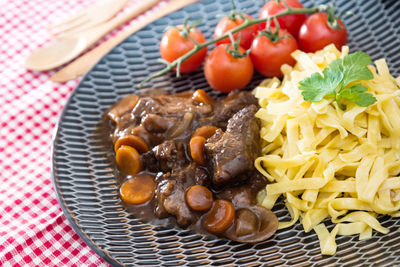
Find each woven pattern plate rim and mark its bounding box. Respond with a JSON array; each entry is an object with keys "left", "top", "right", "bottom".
[{"left": 52, "top": 0, "right": 400, "bottom": 266}]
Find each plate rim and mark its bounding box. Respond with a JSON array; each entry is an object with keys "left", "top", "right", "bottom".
[
  {"left": 50, "top": 0, "right": 400, "bottom": 265},
  {"left": 51, "top": 80, "right": 123, "bottom": 267},
  {"left": 50, "top": 1, "right": 213, "bottom": 264}
]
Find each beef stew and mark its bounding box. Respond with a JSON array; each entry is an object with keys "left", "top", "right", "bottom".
[{"left": 105, "top": 89, "right": 278, "bottom": 243}]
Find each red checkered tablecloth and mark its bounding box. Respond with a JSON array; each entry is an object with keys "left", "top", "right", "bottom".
[{"left": 0, "top": 0, "right": 165, "bottom": 266}]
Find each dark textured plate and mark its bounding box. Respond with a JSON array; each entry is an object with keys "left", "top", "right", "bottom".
[{"left": 52, "top": 0, "right": 400, "bottom": 266}]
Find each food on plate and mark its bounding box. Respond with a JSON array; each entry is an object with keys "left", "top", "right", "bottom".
[
  {"left": 254, "top": 44, "right": 400, "bottom": 254},
  {"left": 258, "top": 0, "right": 307, "bottom": 38},
  {"left": 106, "top": 89, "right": 278, "bottom": 243},
  {"left": 160, "top": 23, "right": 207, "bottom": 73},
  {"left": 153, "top": 0, "right": 349, "bottom": 92},
  {"left": 214, "top": 13, "right": 258, "bottom": 50},
  {"left": 204, "top": 43, "right": 254, "bottom": 92},
  {"left": 203, "top": 199, "right": 235, "bottom": 233},
  {"left": 190, "top": 135, "right": 207, "bottom": 165},
  {"left": 185, "top": 185, "right": 213, "bottom": 211},
  {"left": 119, "top": 174, "right": 156, "bottom": 205},
  {"left": 298, "top": 11, "right": 347, "bottom": 53},
  {"left": 299, "top": 50, "right": 376, "bottom": 109},
  {"left": 250, "top": 27, "right": 298, "bottom": 77},
  {"left": 116, "top": 145, "right": 142, "bottom": 176}
]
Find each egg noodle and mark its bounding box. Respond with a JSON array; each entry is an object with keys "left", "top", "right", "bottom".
[{"left": 253, "top": 44, "right": 400, "bottom": 255}]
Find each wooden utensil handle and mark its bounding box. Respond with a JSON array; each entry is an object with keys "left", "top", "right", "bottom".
[
  {"left": 51, "top": 0, "right": 199, "bottom": 82},
  {"left": 102, "top": 0, "right": 161, "bottom": 33},
  {"left": 96, "top": 0, "right": 199, "bottom": 53}
]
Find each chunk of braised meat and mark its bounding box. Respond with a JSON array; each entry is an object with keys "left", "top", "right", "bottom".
[
  {"left": 152, "top": 140, "right": 188, "bottom": 172},
  {"left": 154, "top": 168, "right": 199, "bottom": 226},
  {"left": 217, "top": 172, "right": 267, "bottom": 209},
  {"left": 217, "top": 173, "right": 276, "bottom": 243},
  {"left": 205, "top": 105, "right": 261, "bottom": 187},
  {"left": 140, "top": 150, "right": 159, "bottom": 173},
  {"left": 132, "top": 91, "right": 212, "bottom": 122},
  {"left": 108, "top": 91, "right": 214, "bottom": 142},
  {"left": 155, "top": 178, "right": 172, "bottom": 219},
  {"left": 247, "top": 171, "right": 268, "bottom": 195},
  {"left": 141, "top": 114, "right": 178, "bottom": 133},
  {"left": 107, "top": 94, "right": 139, "bottom": 124},
  {"left": 217, "top": 186, "right": 254, "bottom": 208},
  {"left": 207, "top": 91, "right": 258, "bottom": 129},
  {"left": 194, "top": 167, "right": 210, "bottom": 186},
  {"left": 130, "top": 125, "right": 163, "bottom": 147},
  {"left": 161, "top": 181, "right": 195, "bottom": 226}
]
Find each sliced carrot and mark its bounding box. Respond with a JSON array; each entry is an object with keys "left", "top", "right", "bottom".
[
  {"left": 186, "top": 185, "right": 213, "bottom": 211},
  {"left": 120, "top": 174, "right": 156, "bottom": 205},
  {"left": 116, "top": 146, "right": 142, "bottom": 175},
  {"left": 192, "top": 89, "right": 215, "bottom": 105},
  {"left": 192, "top": 125, "right": 219, "bottom": 139},
  {"left": 114, "top": 135, "right": 149, "bottom": 153},
  {"left": 190, "top": 136, "right": 206, "bottom": 165},
  {"left": 203, "top": 199, "right": 235, "bottom": 234}
]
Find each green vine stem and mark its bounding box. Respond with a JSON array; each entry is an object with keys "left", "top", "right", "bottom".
[{"left": 139, "top": 5, "right": 323, "bottom": 87}]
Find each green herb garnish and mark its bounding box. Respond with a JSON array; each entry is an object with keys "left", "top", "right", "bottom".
[{"left": 299, "top": 51, "right": 377, "bottom": 110}]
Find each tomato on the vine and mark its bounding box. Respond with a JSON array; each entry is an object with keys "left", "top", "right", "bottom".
[
  {"left": 160, "top": 25, "right": 207, "bottom": 73},
  {"left": 259, "top": 0, "right": 306, "bottom": 38},
  {"left": 214, "top": 14, "right": 258, "bottom": 50},
  {"left": 250, "top": 28, "right": 298, "bottom": 78},
  {"left": 204, "top": 44, "right": 253, "bottom": 93},
  {"left": 298, "top": 12, "right": 347, "bottom": 53}
]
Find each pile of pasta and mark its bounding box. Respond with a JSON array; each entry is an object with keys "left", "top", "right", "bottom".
[{"left": 254, "top": 44, "right": 400, "bottom": 255}]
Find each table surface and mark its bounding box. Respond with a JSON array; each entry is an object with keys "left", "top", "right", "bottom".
[{"left": 0, "top": 0, "right": 166, "bottom": 266}]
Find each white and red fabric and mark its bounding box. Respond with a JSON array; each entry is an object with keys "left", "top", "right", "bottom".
[{"left": 0, "top": 0, "right": 166, "bottom": 265}]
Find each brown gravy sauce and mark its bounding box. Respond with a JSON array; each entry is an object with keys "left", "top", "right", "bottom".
[{"left": 105, "top": 90, "right": 278, "bottom": 243}]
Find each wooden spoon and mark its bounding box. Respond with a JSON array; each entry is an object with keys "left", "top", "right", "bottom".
[
  {"left": 50, "top": 0, "right": 199, "bottom": 82},
  {"left": 25, "top": 0, "right": 161, "bottom": 71}
]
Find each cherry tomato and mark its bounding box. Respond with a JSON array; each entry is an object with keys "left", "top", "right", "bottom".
[
  {"left": 298, "top": 12, "right": 347, "bottom": 53},
  {"left": 250, "top": 29, "right": 298, "bottom": 77},
  {"left": 214, "top": 14, "right": 258, "bottom": 50},
  {"left": 259, "top": 0, "right": 306, "bottom": 38},
  {"left": 204, "top": 44, "right": 253, "bottom": 93},
  {"left": 160, "top": 25, "right": 207, "bottom": 73}
]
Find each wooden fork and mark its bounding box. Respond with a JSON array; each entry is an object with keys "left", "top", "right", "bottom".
[{"left": 49, "top": 0, "right": 130, "bottom": 37}]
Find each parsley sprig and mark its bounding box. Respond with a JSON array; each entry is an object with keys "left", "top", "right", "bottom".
[{"left": 299, "top": 52, "right": 377, "bottom": 110}]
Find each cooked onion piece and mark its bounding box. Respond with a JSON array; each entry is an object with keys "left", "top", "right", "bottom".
[{"left": 167, "top": 112, "right": 193, "bottom": 138}]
